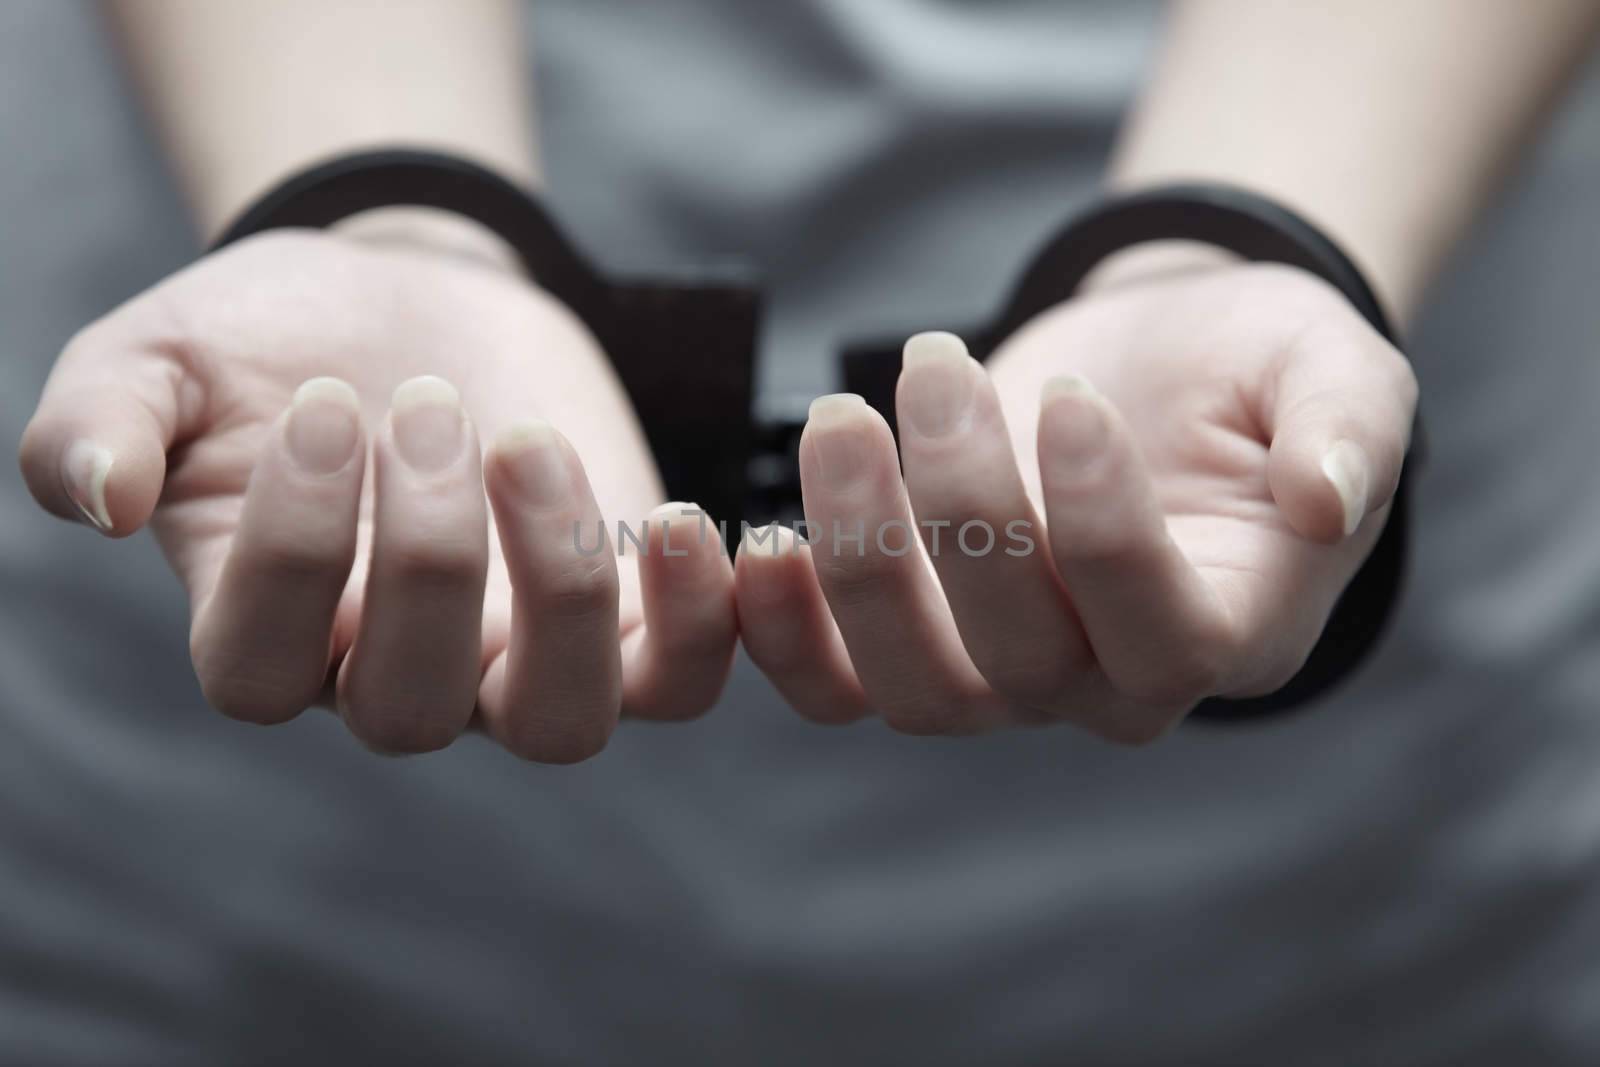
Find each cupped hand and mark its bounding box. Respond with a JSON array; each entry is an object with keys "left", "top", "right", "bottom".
[
  {"left": 735, "top": 263, "right": 1417, "bottom": 742},
  {"left": 20, "top": 227, "right": 737, "bottom": 762}
]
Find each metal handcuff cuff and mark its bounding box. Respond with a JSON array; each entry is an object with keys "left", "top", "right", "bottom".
[{"left": 214, "top": 148, "right": 1416, "bottom": 720}]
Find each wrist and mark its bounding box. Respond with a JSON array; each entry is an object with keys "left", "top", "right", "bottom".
[
  {"left": 1101, "top": 173, "right": 1418, "bottom": 320},
  {"left": 332, "top": 205, "right": 527, "bottom": 280},
  {"left": 1075, "top": 239, "right": 1239, "bottom": 296}
]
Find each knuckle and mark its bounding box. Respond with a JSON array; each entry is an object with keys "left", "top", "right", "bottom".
[
  {"left": 249, "top": 530, "right": 352, "bottom": 581},
  {"left": 342, "top": 704, "right": 462, "bottom": 756},
  {"left": 906, "top": 479, "right": 995, "bottom": 533},
  {"left": 632, "top": 696, "right": 717, "bottom": 724},
  {"left": 1090, "top": 708, "right": 1184, "bottom": 747},
  {"left": 1043, "top": 507, "right": 1145, "bottom": 564},
  {"left": 975, "top": 644, "right": 1084, "bottom": 711},
  {"left": 879, "top": 695, "right": 968, "bottom": 737},
  {"left": 813, "top": 549, "right": 902, "bottom": 608},
  {"left": 1236, "top": 640, "right": 1316, "bottom": 699},
  {"left": 384, "top": 537, "right": 486, "bottom": 587},
  {"left": 659, "top": 607, "right": 738, "bottom": 663},
  {"left": 503, "top": 721, "right": 613, "bottom": 765},
  {"left": 190, "top": 630, "right": 311, "bottom": 725},
  {"left": 537, "top": 556, "right": 619, "bottom": 617},
  {"left": 747, "top": 638, "right": 834, "bottom": 695},
  {"left": 790, "top": 699, "right": 868, "bottom": 727},
  {"left": 1118, "top": 646, "right": 1228, "bottom": 708},
  {"left": 744, "top": 626, "right": 808, "bottom": 674},
  {"left": 193, "top": 665, "right": 307, "bottom": 726},
  {"left": 630, "top": 665, "right": 731, "bottom": 723},
  {"left": 881, "top": 710, "right": 948, "bottom": 737}
]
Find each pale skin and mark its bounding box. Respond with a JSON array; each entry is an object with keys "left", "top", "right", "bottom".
[
  {"left": 736, "top": 0, "right": 1600, "bottom": 740},
  {"left": 18, "top": 1, "right": 1600, "bottom": 758}
]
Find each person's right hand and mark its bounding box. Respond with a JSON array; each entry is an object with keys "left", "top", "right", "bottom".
[
  {"left": 18, "top": 223, "right": 738, "bottom": 763},
  {"left": 733, "top": 263, "right": 1415, "bottom": 741}
]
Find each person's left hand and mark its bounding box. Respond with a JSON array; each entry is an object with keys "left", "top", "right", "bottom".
[{"left": 734, "top": 262, "right": 1417, "bottom": 742}]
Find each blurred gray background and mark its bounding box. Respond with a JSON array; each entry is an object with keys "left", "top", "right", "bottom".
[{"left": 4, "top": 1, "right": 1600, "bottom": 1064}]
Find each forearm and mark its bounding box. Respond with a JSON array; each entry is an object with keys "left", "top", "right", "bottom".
[
  {"left": 1106, "top": 0, "right": 1600, "bottom": 320},
  {"left": 106, "top": 0, "right": 539, "bottom": 245}
]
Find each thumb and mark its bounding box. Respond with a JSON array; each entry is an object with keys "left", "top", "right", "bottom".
[
  {"left": 1265, "top": 317, "right": 1419, "bottom": 545},
  {"left": 18, "top": 323, "right": 190, "bottom": 537}
]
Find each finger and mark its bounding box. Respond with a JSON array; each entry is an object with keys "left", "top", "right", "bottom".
[
  {"left": 337, "top": 376, "right": 488, "bottom": 754},
  {"left": 734, "top": 522, "right": 870, "bottom": 724},
  {"left": 479, "top": 419, "right": 622, "bottom": 764},
  {"left": 621, "top": 502, "right": 738, "bottom": 721},
  {"left": 189, "top": 378, "right": 365, "bottom": 725},
  {"left": 19, "top": 320, "right": 195, "bottom": 537},
  {"left": 895, "top": 332, "right": 1101, "bottom": 714},
  {"left": 1265, "top": 320, "right": 1418, "bottom": 543},
  {"left": 799, "top": 394, "right": 1003, "bottom": 735},
  {"left": 1037, "top": 376, "right": 1236, "bottom": 728}
]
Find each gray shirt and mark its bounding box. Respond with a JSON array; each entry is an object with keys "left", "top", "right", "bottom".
[{"left": 5, "top": 2, "right": 1600, "bottom": 1063}]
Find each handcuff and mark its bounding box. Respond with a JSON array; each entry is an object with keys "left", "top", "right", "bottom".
[{"left": 214, "top": 148, "right": 1417, "bottom": 719}]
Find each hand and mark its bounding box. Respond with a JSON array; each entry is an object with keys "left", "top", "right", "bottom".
[
  {"left": 19, "top": 223, "right": 737, "bottom": 762},
  {"left": 734, "top": 262, "right": 1417, "bottom": 742}
]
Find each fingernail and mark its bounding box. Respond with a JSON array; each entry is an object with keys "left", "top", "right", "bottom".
[
  {"left": 807, "top": 393, "right": 870, "bottom": 490},
  {"left": 741, "top": 521, "right": 797, "bottom": 560},
  {"left": 741, "top": 524, "right": 799, "bottom": 603},
  {"left": 900, "top": 332, "right": 975, "bottom": 438},
  {"left": 494, "top": 419, "right": 570, "bottom": 507},
  {"left": 650, "top": 500, "right": 703, "bottom": 527},
  {"left": 1321, "top": 439, "right": 1370, "bottom": 537},
  {"left": 651, "top": 501, "right": 706, "bottom": 555},
  {"left": 61, "top": 439, "right": 114, "bottom": 532},
  {"left": 286, "top": 377, "right": 361, "bottom": 475},
  {"left": 1041, "top": 374, "right": 1096, "bottom": 404},
  {"left": 1038, "top": 375, "right": 1107, "bottom": 470},
  {"left": 391, "top": 376, "right": 464, "bottom": 473}
]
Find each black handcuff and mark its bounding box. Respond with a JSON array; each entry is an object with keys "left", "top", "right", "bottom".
[{"left": 214, "top": 148, "right": 1417, "bottom": 719}]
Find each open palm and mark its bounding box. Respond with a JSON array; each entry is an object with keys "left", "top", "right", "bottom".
[
  {"left": 21, "top": 231, "right": 737, "bottom": 762},
  {"left": 734, "top": 264, "right": 1416, "bottom": 740}
]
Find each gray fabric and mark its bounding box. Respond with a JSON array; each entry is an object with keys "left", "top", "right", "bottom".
[{"left": 4, "top": 1, "right": 1600, "bottom": 1063}]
